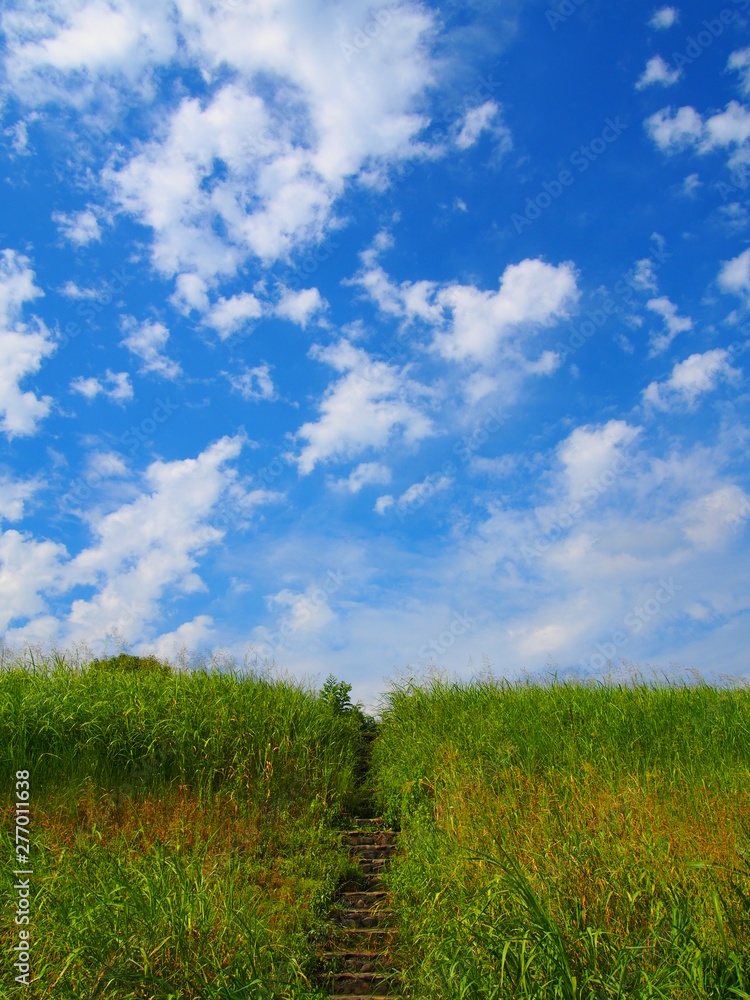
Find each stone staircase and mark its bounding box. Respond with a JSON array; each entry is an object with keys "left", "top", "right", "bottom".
[{"left": 318, "top": 816, "right": 401, "bottom": 998}]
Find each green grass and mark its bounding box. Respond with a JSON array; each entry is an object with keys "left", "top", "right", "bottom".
[
  {"left": 0, "top": 651, "right": 369, "bottom": 999},
  {"left": 3, "top": 650, "right": 750, "bottom": 999},
  {"left": 371, "top": 668, "right": 750, "bottom": 999}
]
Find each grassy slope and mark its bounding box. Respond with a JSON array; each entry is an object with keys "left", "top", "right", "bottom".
[
  {"left": 0, "top": 656, "right": 367, "bottom": 999},
  {"left": 371, "top": 674, "right": 750, "bottom": 999}
]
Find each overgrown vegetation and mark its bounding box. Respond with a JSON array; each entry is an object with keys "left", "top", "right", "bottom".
[
  {"left": 0, "top": 652, "right": 369, "bottom": 999},
  {"left": 3, "top": 651, "right": 749, "bottom": 998},
  {"left": 371, "top": 669, "right": 750, "bottom": 998}
]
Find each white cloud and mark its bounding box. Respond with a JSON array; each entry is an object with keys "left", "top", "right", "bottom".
[
  {"left": 632, "top": 257, "right": 659, "bottom": 292},
  {"left": 431, "top": 259, "right": 578, "bottom": 364},
  {"left": 274, "top": 286, "right": 326, "bottom": 328},
  {"left": 729, "top": 47, "right": 750, "bottom": 96},
  {"left": 0, "top": 474, "right": 39, "bottom": 522},
  {"left": 120, "top": 317, "right": 181, "bottom": 379},
  {"left": 718, "top": 248, "right": 750, "bottom": 300},
  {"left": 646, "top": 295, "right": 692, "bottom": 355},
  {"left": 148, "top": 615, "right": 215, "bottom": 661},
  {"left": 681, "top": 173, "right": 700, "bottom": 197},
  {"left": 353, "top": 250, "right": 578, "bottom": 366},
  {"left": 636, "top": 55, "right": 682, "bottom": 90},
  {"left": 646, "top": 96, "right": 750, "bottom": 171},
  {"left": 19, "top": 1, "right": 431, "bottom": 288},
  {"left": 645, "top": 105, "right": 703, "bottom": 150},
  {"left": 557, "top": 420, "right": 641, "bottom": 499},
  {"left": 227, "top": 364, "right": 276, "bottom": 402},
  {"left": 398, "top": 473, "right": 452, "bottom": 507},
  {"left": 52, "top": 208, "right": 101, "bottom": 246},
  {"left": 268, "top": 584, "right": 336, "bottom": 633},
  {"left": 3, "top": 2, "right": 178, "bottom": 111},
  {"left": 452, "top": 100, "right": 511, "bottom": 155},
  {"left": 86, "top": 451, "right": 129, "bottom": 479},
  {"left": 203, "top": 292, "right": 264, "bottom": 340},
  {"left": 649, "top": 6, "right": 679, "bottom": 29},
  {"left": 643, "top": 349, "right": 741, "bottom": 410},
  {"left": 70, "top": 369, "right": 133, "bottom": 403},
  {"left": 374, "top": 494, "right": 395, "bottom": 514},
  {"left": 0, "top": 435, "right": 279, "bottom": 648},
  {"left": 0, "top": 530, "right": 67, "bottom": 631},
  {"left": 681, "top": 486, "right": 750, "bottom": 550},
  {"left": 332, "top": 462, "right": 392, "bottom": 493},
  {"left": 291, "top": 340, "right": 434, "bottom": 474},
  {"left": 0, "top": 249, "right": 55, "bottom": 438},
  {"left": 59, "top": 280, "right": 106, "bottom": 301}
]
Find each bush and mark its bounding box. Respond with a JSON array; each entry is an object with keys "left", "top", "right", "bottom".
[{"left": 88, "top": 653, "right": 172, "bottom": 678}]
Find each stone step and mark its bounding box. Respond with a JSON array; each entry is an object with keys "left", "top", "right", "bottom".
[
  {"left": 321, "top": 950, "right": 390, "bottom": 973},
  {"left": 349, "top": 845, "right": 396, "bottom": 860},
  {"left": 341, "top": 890, "right": 388, "bottom": 909},
  {"left": 334, "top": 909, "right": 396, "bottom": 929},
  {"left": 328, "top": 972, "right": 398, "bottom": 995},
  {"left": 359, "top": 858, "right": 388, "bottom": 875},
  {"left": 342, "top": 830, "right": 397, "bottom": 842},
  {"left": 328, "top": 927, "right": 398, "bottom": 950}
]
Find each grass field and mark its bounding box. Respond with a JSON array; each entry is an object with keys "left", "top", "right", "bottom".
[
  {"left": 0, "top": 651, "right": 370, "bottom": 999},
  {"left": 1, "top": 650, "right": 749, "bottom": 999},
  {"left": 372, "top": 669, "right": 750, "bottom": 999}
]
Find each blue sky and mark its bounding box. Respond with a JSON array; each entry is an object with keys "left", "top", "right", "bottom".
[{"left": 1, "top": 0, "right": 749, "bottom": 707}]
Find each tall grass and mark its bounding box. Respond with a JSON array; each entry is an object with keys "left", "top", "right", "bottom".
[
  {"left": 0, "top": 651, "right": 367, "bottom": 998},
  {"left": 0, "top": 651, "right": 366, "bottom": 809},
  {"left": 372, "top": 669, "right": 750, "bottom": 999}
]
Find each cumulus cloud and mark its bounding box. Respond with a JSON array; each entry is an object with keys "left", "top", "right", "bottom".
[
  {"left": 332, "top": 462, "right": 392, "bottom": 493},
  {"left": 681, "top": 486, "right": 750, "bottom": 550},
  {"left": 643, "top": 349, "right": 741, "bottom": 410},
  {"left": 70, "top": 369, "right": 133, "bottom": 403},
  {"left": 0, "top": 249, "right": 55, "bottom": 438},
  {"left": 452, "top": 100, "right": 511, "bottom": 156},
  {"left": 636, "top": 55, "right": 682, "bottom": 90},
  {"left": 148, "top": 615, "right": 215, "bottom": 661},
  {"left": 120, "top": 317, "right": 181, "bottom": 379},
  {"left": 728, "top": 47, "right": 750, "bottom": 96},
  {"left": 557, "top": 420, "right": 641, "bottom": 500},
  {"left": 274, "top": 286, "right": 327, "bottom": 328},
  {"left": 2, "top": 0, "right": 439, "bottom": 291},
  {"left": 0, "top": 435, "right": 281, "bottom": 647},
  {"left": 203, "top": 292, "right": 263, "bottom": 340},
  {"left": 0, "top": 474, "right": 39, "bottom": 522},
  {"left": 649, "top": 6, "right": 679, "bottom": 29},
  {"left": 646, "top": 78, "right": 750, "bottom": 172},
  {"left": 645, "top": 105, "right": 703, "bottom": 150},
  {"left": 646, "top": 296, "right": 692, "bottom": 355},
  {"left": 227, "top": 364, "right": 276, "bottom": 402},
  {"left": 718, "top": 248, "right": 750, "bottom": 300},
  {"left": 352, "top": 246, "right": 578, "bottom": 369},
  {"left": 291, "top": 340, "right": 434, "bottom": 474},
  {"left": 52, "top": 207, "right": 101, "bottom": 246}
]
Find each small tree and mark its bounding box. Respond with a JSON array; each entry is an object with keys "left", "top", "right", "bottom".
[{"left": 321, "top": 673, "right": 353, "bottom": 714}]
